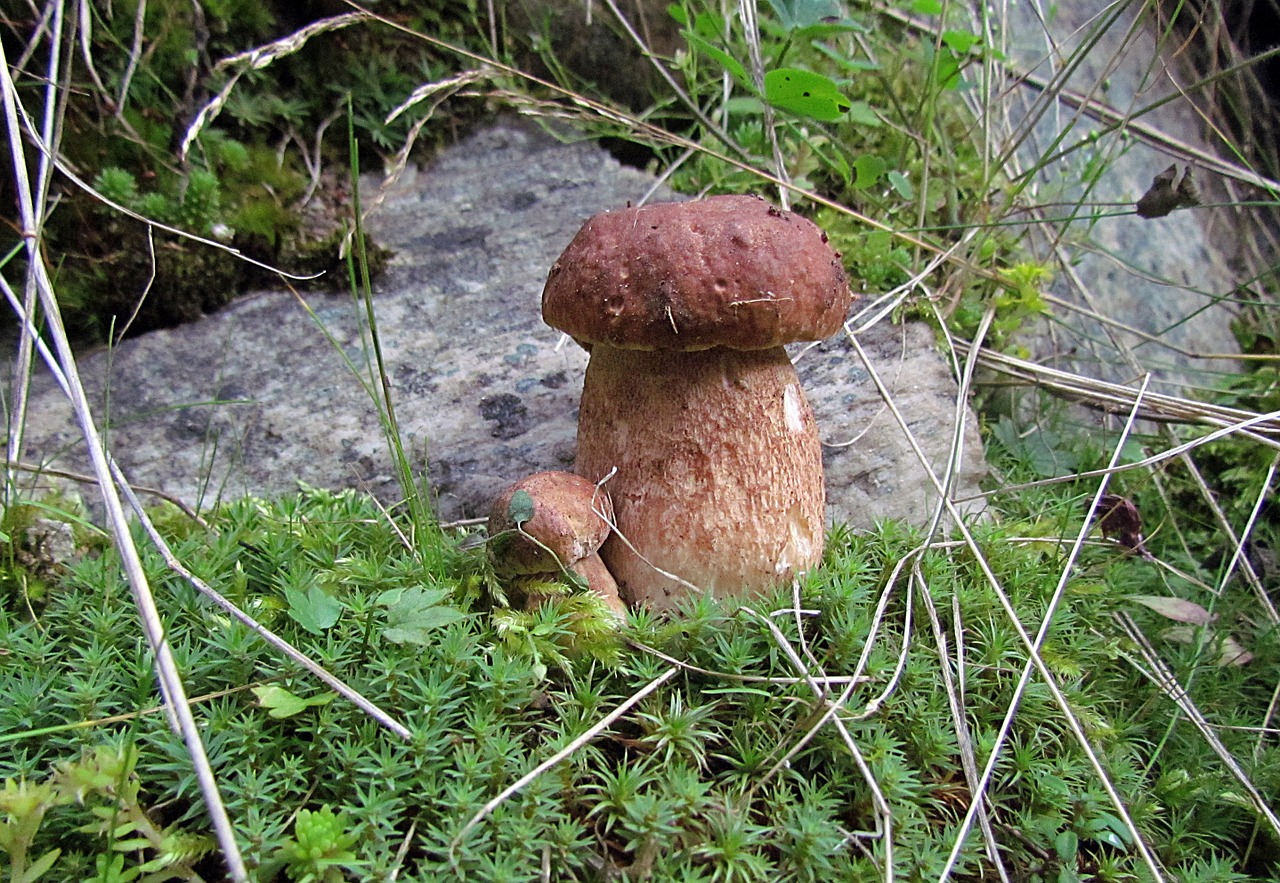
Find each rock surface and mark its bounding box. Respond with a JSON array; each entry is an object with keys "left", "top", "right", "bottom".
[
  {"left": 19, "top": 119, "right": 984, "bottom": 528},
  {"left": 1004, "top": 0, "right": 1243, "bottom": 389}
]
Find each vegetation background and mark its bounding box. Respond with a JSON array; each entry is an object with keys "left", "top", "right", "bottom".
[{"left": 2, "top": 0, "right": 1280, "bottom": 881}]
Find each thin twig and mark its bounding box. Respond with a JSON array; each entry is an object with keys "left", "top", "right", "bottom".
[
  {"left": 847, "top": 330, "right": 1169, "bottom": 881},
  {"left": 449, "top": 666, "right": 679, "bottom": 865},
  {"left": 1115, "top": 612, "right": 1280, "bottom": 841},
  {"left": 0, "top": 30, "right": 248, "bottom": 879}
]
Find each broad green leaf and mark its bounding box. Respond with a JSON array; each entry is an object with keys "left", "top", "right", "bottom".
[
  {"left": 991, "top": 416, "right": 1078, "bottom": 478},
  {"left": 812, "top": 42, "right": 879, "bottom": 73},
  {"left": 507, "top": 489, "right": 536, "bottom": 527},
  {"left": 381, "top": 586, "right": 467, "bottom": 646},
  {"left": 692, "top": 9, "right": 727, "bottom": 39},
  {"left": 931, "top": 47, "right": 964, "bottom": 90},
  {"left": 851, "top": 153, "right": 886, "bottom": 190},
  {"left": 1054, "top": 830, "right": 1078, "bottom": 862},
  {"left": 912, "top": 0, "right": 943, "bottom": 13},
  {"left": 284, "top": 585, "right": 343, "bottom": 635},
  {"left": 887, "top": 170, "right": 913, "bottom": 199},
  {"left": 766, "top": 0, "right": 843, "bottom": 29},
  {"left": 942, "top": 29, "right": 982, "bottom": 54},
  {"left": 682, "top": 31, "right": 749, "bottom": 86},
  {"left": 252, "top": 685, "right": 335, "bottom": 719},
  {"left": 724, "top": 96, "right": 765, "bottom": 116},
  {"left": 1084, "top": 812, "right": 1132, "bottom": 848},
  {"left": 845, "top": 100, "right": 881, "bottom": 127},
  {"left": 666, "top": 3, "right": 687, "bottom": 26},
  {"left": 764, "top": 68, "right": 850, "bottom": 121}
]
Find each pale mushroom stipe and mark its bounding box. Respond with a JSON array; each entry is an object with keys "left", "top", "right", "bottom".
[
  {"left": 542, "top": 194, "right": 855, "bottom": 611},
  {"left": 487, "top": 471, "right": 626, "bottom": 617}
]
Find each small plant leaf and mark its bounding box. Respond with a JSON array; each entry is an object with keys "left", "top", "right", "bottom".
[
  {"left": 1130, "top": 595, "right": 1215, "bottom": 625},
  {"left": 252, "top": 685, "right": 336, "bottom": 719},
  {"left": 682, "top": 31, "right": 749, "bottom": 86},
  {"left": 851, "top": 154, "right": 887, "bottom": 190},
  {"left": 1054, "top": 829, "right": 1078, "bottom": 862},
  {"left": 764, "top": 68, "right": 851, "bottom": 121},
  {"left": 284, "top": 585, "right": 344, "bottom": 635},
  {"left": 766, "top": 0, "right": 843, "bottom": 30},
  {"left": 886, "top": 170, "right": 913, "bottom": 199},
  {"left": 845, "top": 100, "right": 880, "bottom": 126},
  {"left": 941, "top": 30, "right": 982, "bottom": 54},
  {"left": 380, "top": 586, "right": 468, "bottom": 645},
  {"left": 18, "top": 848, "right": 62, "bottom": 883},
  {"left": 507, "top": 489, "right": 536, "bottom": 527}
]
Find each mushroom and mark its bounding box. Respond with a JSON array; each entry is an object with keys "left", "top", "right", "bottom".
[
  {"left": 542, "top": 194, "right": 853, "bottom": 610},
  {"left": 487, "top": 471, "right": 626, "bottom": 617}
]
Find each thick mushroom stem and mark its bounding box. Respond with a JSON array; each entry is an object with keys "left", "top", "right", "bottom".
[{"left": 575, "top": 345, "right": 825, "bottom": 610}]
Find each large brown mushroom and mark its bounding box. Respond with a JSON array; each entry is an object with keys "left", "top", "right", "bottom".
[
  {"left": 487, "top": 471, "right": 626, "bottom": 617},
  {"left": 542, "top": 194, "right": 853, "bottom": 610}
]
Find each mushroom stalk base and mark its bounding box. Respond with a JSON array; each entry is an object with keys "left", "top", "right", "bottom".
[{"left": 575, "top": 346, "right": 825, "bottom": 610}]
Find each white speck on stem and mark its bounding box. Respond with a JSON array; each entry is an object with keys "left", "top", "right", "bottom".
[{"left": 783, "top": 383, "right": 805, "bottom": 433}]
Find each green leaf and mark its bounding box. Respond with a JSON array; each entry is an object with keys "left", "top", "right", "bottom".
[
  {"left": 845, "top": 100, "right": 881, "bottom": 127},
  {"left": 380, "top": 586, "right": 468, "bottom": 646},
  {"left": 767, "top": 0, "right": 843, "bottom": 29},
  {"left": 724, "top": 95, "right": 765, "bottom": 116},
  {"left": 764, "top": 68, "right": 851, "bottom": 121},
  {"left": 284, "top": 585, "right": 344, "bottom": 635},
  {"left": 692, "top": 10, "right": 726, "bottom": 39},
  {"left": 912, "top": 0, "right": 943, "bottom": 13},
  {"left": 252, "top": 685, "right": 336, "bottom": 719},
  {"left": 1054, "top": 829, "right": 1078, "bottom": 862},
  {"left": 851, "top": 154, "right": 886, "bottom": 190},
  {"left": 667, "top": 3, "right": 687, "bottom": 26},
  {"left": 682, "top": 31, "right": 749, "bottom": 86},
  {"left": 17, "top": 848, "right": 62, "bottom": 883},
  {"left": 941, "top": 30, "right": 982, "bottom": 54},
  {"left": 506, "top": 489, "right": 536, "bottom": 527},
  {"left": 812, "top": 42, "right": 879, "bottom": 73},
  {"left": 931, "top": 47, "right": 964, "bottom": 90},
  {"left": 887, "top": 170, "right": 913, "bottom": 199}
]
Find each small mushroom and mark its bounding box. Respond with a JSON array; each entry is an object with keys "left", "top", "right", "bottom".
[
  {"left": 542, "top": 195, "right": 853, "bottom": 610},
  {"left": 487, "top": 471, "right": 626, "bottom": 617}
]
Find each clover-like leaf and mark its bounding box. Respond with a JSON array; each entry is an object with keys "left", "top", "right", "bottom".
[
  {"left": 851, "top": 153, "right": 887, "bottom": 190},
  {"left": 379, "top": 586, "right": 468, "bottom": 646},
  {"left": 284, "top": 585, "right": 344, "bottom": 635},
  {"left": 767, "top": 0, "right": 843, "bottom": 29}
]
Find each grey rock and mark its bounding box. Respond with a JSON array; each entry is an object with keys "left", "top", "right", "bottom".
[
  {"left": 1004, "top": 1, "right": 1242, "bottom": 387},
  {"left": 19, "top": 119, "right": 984, "bottom": 528}
]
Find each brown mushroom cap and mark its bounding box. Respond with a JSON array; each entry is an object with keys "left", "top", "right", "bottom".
[
  {"left": 542, "top": 195, "right": 852, "bottom": 351},
  {"left": 487, "top": 471, "right": 614, "bottom": 576}
]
